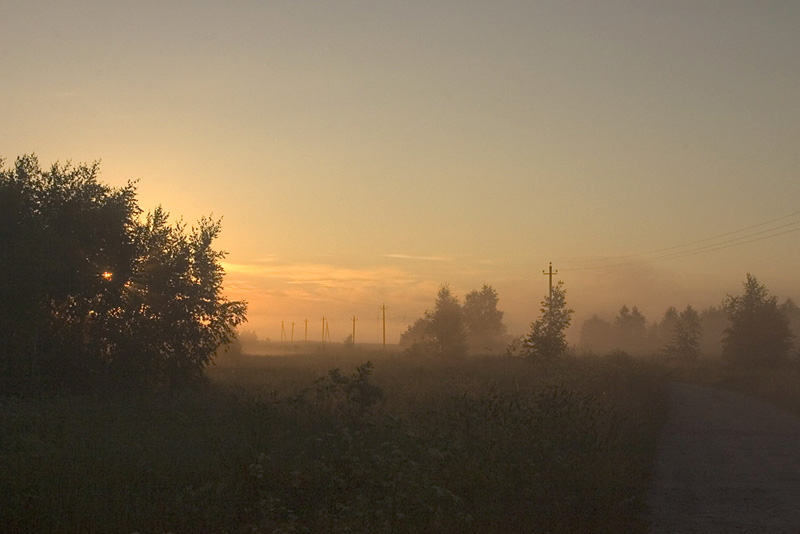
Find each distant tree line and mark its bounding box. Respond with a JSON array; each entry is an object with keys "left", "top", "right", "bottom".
[
  {"left": 578, "top": 273, "right": 796, "bottom": 366},
  {"left": 401, "top": 281, "right": 577, "bottom": 364},
  {"left": 0, "top": 155, "right": 246, "bottom": 393}
]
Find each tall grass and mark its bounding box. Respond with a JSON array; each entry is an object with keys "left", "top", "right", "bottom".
[
  {"left": 1, "top": 350, "right": 667, "bottom": 533},
  {"left": 658, "top": 355, "right": 800, "bottom": 415}
]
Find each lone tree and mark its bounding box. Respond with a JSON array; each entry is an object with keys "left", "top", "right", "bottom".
[
  {"left": 522, "top": 281, "right": 574, "bottom": 361},
  {"left": 664, "top": 305, "right": 702, "bottom": 359},
  {"left": 722, "top": 273, "right": 793, "bottom": 367},
  {"left": 0, "top": 154, "right": 247, "bottom": 392}
]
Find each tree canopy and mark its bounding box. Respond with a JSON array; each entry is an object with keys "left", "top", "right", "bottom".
[
  {"left": 663, "top": 305, "right": 702, "bottom": 360},
  {"left": 0, "top": 155, "right": 246, "bottom": 392},
  {"left": 522, "top": 281, "right": 574, "bottom": 361},
  {"left": 427, "top": 284, "right": 468, "bottom": 358},
  {"left": 722, "top": 273, "right": 793, "bottom": 367},
  {"left": 463, "top": 284, "right": 507, "bottom": 351},
  {"left": 614, "top": 305, "right": 648, "bottom": 354},
  {"left": 400, "top": 284, "right": 506, "bottom": 356}
]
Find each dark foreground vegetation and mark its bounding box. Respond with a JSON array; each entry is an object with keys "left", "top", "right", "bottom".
[
  {"left": 3, "top": 154, "right": 797, "bottom": 532},
  {"left": 1, "top": 351, "right": 667, "bottom": 533}
]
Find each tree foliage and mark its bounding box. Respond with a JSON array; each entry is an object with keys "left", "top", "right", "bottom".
[
  {"left": 578, "top": 314, "right": 614, "bottom": 355},
  {"left": 463, "top": 284, "right": 506, "bottom": 351},
  {"left": 427, "top": 284, "right": 468, "bottom": 358},
  {"left": 697, "top": 306, "right": 727, "bottom": 357},
  {"left": 400, "top": 284, "right": 507, "bottom": 356},
  {"left": 657, "top": 307, "right": 679, "bottom": 347},
  {"left": 722, "top": 273, "right": 793, "bottom": 367},
  {"left": 522, "top": 281, "right": 574, "bottom": 361},
  {"left": 0, "top": 155, "right": 246, "bottom": 392},
  {"left": 398, "top": 317, "right": 432, "bottom": 348},
  {"left": 663, "top": 305, "right": 702, "bottom": 359},
  {"left": 614, "top": 305, "right": 648, "bottom": 354}
]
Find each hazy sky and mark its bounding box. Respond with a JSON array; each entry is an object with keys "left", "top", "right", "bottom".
[{"left": 3, "top": 1, "right": 799, "bottom": 343}]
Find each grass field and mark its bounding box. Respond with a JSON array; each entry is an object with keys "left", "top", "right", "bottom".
[{"left": 1, "top": 349, "right": 668, "bottom": 533}]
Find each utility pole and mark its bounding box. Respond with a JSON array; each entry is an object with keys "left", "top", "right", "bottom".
[
  {"left": 280, "top": 321, "right": 286, "bottom": 342},
  {"left": 543, "top": 262, "right": 558, "bottom": 299},
  {"left": 351, "top": 315, "right": 358, "bottom": 344},
  {"left": 291, "top": 322, "right": 295, "bottom": 342},
  {"left": 380, "top": 303, "right": 389, "bottom": 347},
  {"left": 325, "top": 322, "right": 331, "bottom": 342}
]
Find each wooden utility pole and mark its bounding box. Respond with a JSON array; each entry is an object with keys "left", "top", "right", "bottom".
[
  {"left": 291, "top": 322, "right": 295, "bottom": 342},
  {"left": 380, "top": 303, "right": 389, "bottom": 347},
  {"left": 280, "top": 321, "right": 287, "bottom": 342},
  {"left": 543, "top": 262, "right": 558, "bottom": 299},
  {"left": 351, "top": 315, "right": 358, "bottom": 344}
]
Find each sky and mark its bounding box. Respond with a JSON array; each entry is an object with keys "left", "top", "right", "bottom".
[{"left": 2, "top": 0, "right": 799, "bottom": 344}]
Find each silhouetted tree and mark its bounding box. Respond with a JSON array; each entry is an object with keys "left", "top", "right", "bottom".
[
  {"left": 1, "top": 155, "right": 139, "bottom": 390},
  {"left": 657, "top": 307, "right": 679, "bottom": 347},
  {"left": 0, "top": 155, "right": 246, "bottom": 391},
  {"left": 578, "top": 314, "right": 614, "bottom": 355},
  {"left": 463, "top": 284, "right": 506, "bottom": 351},
  {"left": 722, "top": 274, "right": 793, "bottom": 367},
  {"left": 522, "top": 281, "right": 574, "bottom": 361},
  {"left": 116, "top": 208, "right": 248, "bottom": 386},
  {"left": 664, "top": 305, "right": 702, "bottom": 359},
  {"left": 398, "top": 317, "right": 432, "bottom": 348},
  {"left": 427, "top": 284, "right": 468, "bottom": 358},
  {"left": 614, "top": 305, "right": 648, "bottom": 354},
  {"left": 782, "top": 298, "right": 800, "bottom": 345},
  {"left": 699, "top": 306, "right": 727, "bottom": 357}
]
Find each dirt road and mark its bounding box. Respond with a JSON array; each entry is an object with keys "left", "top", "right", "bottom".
[{"left": 648, "top": 382, "right": 800, "bottom": 533}]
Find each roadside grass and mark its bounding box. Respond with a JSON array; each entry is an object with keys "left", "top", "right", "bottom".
[
  {"left": 1, "top": 350, "right": 668, "bottom": 533},
  {"left": 658, "top": 355, "right": 800, "bottom": 416}
]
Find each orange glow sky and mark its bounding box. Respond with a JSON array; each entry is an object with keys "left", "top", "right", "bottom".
[{"left": 3, "top": 1, "right": 799, "bottom": 343}]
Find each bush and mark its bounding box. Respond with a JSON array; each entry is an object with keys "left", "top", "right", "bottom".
[{"left": 0, "top": 155, "right": 246, "bottom": 392}]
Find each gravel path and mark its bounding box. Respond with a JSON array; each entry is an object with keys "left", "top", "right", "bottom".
[{"left": 648, "top": 382, "right": 800, "bottom": 533}]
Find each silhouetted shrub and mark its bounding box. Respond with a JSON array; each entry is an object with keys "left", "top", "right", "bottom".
[{"left": 0, "top": 155, "right": 246, "bottom": 392}]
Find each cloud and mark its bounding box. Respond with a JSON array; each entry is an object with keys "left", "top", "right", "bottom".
[
  {"left": 222, "top": 262, "right": 278, "bottom": 276},
  {"left": 385, "top": 254, "right": 452, "bottom": 262},
  {"left": 221, "top": 261, "right": 422, "bottom": 301}
]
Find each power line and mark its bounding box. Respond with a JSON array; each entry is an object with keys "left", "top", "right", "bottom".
[
  {"left": 560, "top": 211, "right": 800, "bottom": 271},
  {"left": 563, "top": 225, "right": 800, "bottom": 271}
]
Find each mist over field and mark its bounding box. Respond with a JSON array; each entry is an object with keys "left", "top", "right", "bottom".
[
  {"left": 4, "top": 154, "right": 799, "bottom": 532},
  {"left": 2, "top": 1, "right": 800, "bottom": 345},
  {"left": 3, "top": 1, "right": 800, "bottom": 531}
]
